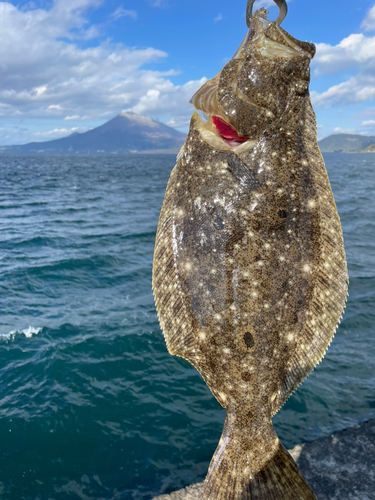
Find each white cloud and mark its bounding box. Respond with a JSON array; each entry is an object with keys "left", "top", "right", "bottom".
[
  {"left": 128, "top": 78, "right": 207, "bottom": 116},
  {"left": 0, "top": 0, "right": 205, "bottom": 144},
  {"left": 214, "top": 14, "right": 223, "bottom": 23},
  {"left": 361, "top": 4, "right": 375, "bottom": 31},
  {"left": 166, "top": 116, "right": 192, "bottom": 128},
  {"left": 33, "top": 127, "right": 89, "bottom": 138},
  {"left": 109, "top": 7, "right": 137, "bottom": 21},
  {"left": 313, "top": 34, "right": 375, "bottom": 76},
  {"left": 332, "top": 127, "right": 360, "bottom": 134},
  {"left": 311, "top": 10, "right": 375, "bottom": 110},
  {"left": 361, "top": 120, "right": 375, "bottom": 126},
  {"left": 311, "top": 76, "right": 375, "bottom": 108},
  {"left": 64, "top": 115, "right": 81, "bottom": 120}
]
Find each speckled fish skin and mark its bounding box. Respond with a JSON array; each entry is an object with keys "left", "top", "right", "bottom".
[{"left": 152, "top": 8, "right": 348, "bottom": 500}]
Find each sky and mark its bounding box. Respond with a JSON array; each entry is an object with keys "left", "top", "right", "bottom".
[{"left": 0, "top": 0, "right": 375, "bottom": 145}]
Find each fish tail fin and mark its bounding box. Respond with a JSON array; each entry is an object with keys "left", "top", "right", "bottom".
[{"left": 202, "top": 420, "right": 317, "bottom": 500}]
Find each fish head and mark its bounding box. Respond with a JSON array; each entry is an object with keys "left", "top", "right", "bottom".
[{"left": 190, "top": 8, "right": 316, "bottom": 150}]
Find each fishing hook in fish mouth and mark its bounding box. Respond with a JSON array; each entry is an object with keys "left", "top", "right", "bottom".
[{"left": 246, "top": 0, "right": 288, "bottom": 27}]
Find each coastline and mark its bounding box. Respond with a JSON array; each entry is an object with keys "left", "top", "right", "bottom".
[{"left": 153, "top": 418, "right": 375, "bottom": 500}]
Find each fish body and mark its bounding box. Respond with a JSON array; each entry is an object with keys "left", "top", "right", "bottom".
[{"left": 153, "top": 6, "right": 348, "bottom": 500}]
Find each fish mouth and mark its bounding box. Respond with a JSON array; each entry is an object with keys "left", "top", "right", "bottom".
[
  {"left": 189, "top": 8, "right": 315, "bottom": 153},
  {"left": 193, "top": 113, "right": 256, "bottom": 154},
  {"left": 190, "top": 66, "right": 256, "bottom": 153},
  {"left": 189, "top": 50, "right": 257, "bottom": 153},
  {"left": 212, "top": 116, "right": 250, "bottom": 144}
]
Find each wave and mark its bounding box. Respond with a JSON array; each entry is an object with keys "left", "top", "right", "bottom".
[{"left": 0, "top": 326, "right": 42, "bottom": 341}]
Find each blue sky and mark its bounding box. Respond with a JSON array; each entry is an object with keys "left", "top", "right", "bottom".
[{"left": 0, "top": 0, "right": 375, "bottom": 144}]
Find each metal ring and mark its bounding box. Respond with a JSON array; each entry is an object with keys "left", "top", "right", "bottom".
[{"left": 246, "top": 0, "right": 288, "bottom": 27}]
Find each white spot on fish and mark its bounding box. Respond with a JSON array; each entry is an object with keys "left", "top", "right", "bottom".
[{"left": 308, "top": 199, "right": 316, "bottom": 208}]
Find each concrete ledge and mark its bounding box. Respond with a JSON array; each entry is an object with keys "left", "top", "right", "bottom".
[{"left": 153, "top": 418, "right": 375, "bottom": 500}]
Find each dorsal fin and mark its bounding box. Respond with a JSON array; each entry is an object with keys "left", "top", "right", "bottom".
[
  {"left": 152, "top": 165, "right": 198, "bottom": 359},
  {"left": 271, "top": 100, "right": 348, "bottom": 414}
]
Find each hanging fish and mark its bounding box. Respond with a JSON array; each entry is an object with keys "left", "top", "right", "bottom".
[{"left": 152, "top": 0, "right": 348, "bottom": 498}]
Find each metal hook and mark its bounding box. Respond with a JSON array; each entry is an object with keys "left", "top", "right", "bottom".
[{"left": 246, "top": 0, "right": 288, "bottom": 27}]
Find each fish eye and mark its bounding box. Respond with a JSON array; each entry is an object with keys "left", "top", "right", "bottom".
[
  {"left": 243, "top": 331, "right": 255, "bottom": 348},
  {"left": 281, "top": 61, "right": 293, "bottom": 75}
]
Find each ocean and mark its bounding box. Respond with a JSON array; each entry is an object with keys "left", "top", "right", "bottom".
[{"left": 0, "top": 152, "right": 374, "bottom": 499}]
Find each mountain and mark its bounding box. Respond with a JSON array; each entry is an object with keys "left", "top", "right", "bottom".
[
  {"left": 5, "top": 120, "right": 375, "bottom": 155},
  {"left": 1, "top": 113, "right": 186, "bottom": 154},
  {"left": 318, "top": 134, "right": 375, "bottom": 153}
]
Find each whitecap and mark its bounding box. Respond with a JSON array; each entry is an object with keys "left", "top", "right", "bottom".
[{"left": 0, "top": 326, "right": 42, "bottom": 341}]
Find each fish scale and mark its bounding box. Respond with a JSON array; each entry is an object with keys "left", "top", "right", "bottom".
[{"left": 152, "top": 2, "right": 348, "bottom": 498}]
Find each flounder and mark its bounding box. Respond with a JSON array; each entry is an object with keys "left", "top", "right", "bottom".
[{"left": 152, "top": 1, "right": 348, "bottom": 498}]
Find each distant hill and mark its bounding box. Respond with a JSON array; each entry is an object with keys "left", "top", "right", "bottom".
[
  {"left": 318, "top": 134, "right": 375, "bottom": 153},
  {"left": 0, "top": 113, "right": 186, "bottom": 154},
  {"left": 4, "top": 122, "right": 375, "bottom": 155}
]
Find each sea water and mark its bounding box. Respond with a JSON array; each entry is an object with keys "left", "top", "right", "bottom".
[{"left": 0, "top": 153, "right": 374, "bottom": 499}]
